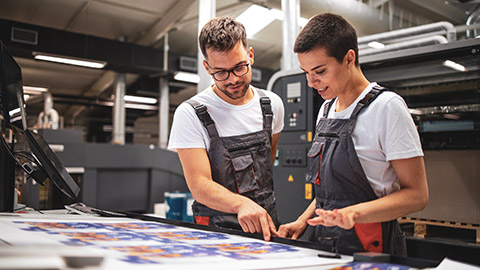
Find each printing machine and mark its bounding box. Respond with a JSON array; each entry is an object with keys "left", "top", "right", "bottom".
[
  {"left": 268, "top": 38, "right": 480, "bottom": 262},
  {"left": 19, "top": 128, "right": 188, "bottom": 213}
]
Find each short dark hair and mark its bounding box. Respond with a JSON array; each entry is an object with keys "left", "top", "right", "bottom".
[
  {"left": 294, "top": 13, "right": 359, "bottom": 66},
  {"left": 199, "top": 16, "right": 248, "bottom": 60}
]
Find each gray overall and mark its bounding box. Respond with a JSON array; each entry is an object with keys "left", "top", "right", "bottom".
[
  {"left": 186, "top": 89, "right": 280, "bottom": 230},
  {"left": 307, "top": 86, "right": 407, "bottom": 256}
]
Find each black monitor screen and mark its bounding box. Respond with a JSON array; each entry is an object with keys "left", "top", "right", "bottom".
[
  {"left": 25, "top": 129, "right": 80, "bottom": 200},
  {"left": 0, "top": 41, "right": 27, "bottom": 130}
]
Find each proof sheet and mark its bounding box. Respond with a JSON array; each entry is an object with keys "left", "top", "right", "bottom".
[{"left": 0, "top": 213, "right": 351, "bottom": 269}]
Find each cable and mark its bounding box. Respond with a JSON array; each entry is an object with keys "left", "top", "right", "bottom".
[
  {"left": 1, "top": 129, "right": 47, "bottom": 184},
  {"left": 14, "top": 151, "right": 38, "bottom": 165},
  {"left": 0, "top": 130, "right": 20, "bottom": 164}
]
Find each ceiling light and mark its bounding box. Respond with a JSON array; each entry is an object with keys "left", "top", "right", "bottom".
[
  {"left": 124, "top": 95, "right": 157, "bottom": 104},
  {"left": 270, "top": 8, "right": 284, "bottom": 20},
  {"left": 442, "top": 60, "right": 467, "bottom": 72},
  {"left": 33, "top": 53, "right": 106, "bottom": 69},
  {"left": 269, "top": 8, "right": 309, "bottom": 27},
  {"left": 237, "top": 5, "right": 310, "bottom": 38},
  {"left": 368, "top": 41, "right": 385, "bottom": 49},
  {"left": 408, "top": 109, "right": 423, "bottom": 115},
  {"left": 237, "top": 5, "right": 276, "bottom": 38},
  {"left": 23, "top": 86, "right": 48, "bottom": 94},
  {"left": 174, "top": 71, "right": 200, "bottom": 84},
  {"left": 443, "top": 114, "right": 460, "bottom": 120}
]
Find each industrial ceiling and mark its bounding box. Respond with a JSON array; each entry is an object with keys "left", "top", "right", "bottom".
[{"left": 0, "top": 0, "right": 478, "bottom": 144}]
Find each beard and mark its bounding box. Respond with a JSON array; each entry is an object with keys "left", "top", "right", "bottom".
[{"left": 215, "top": 79, "right": 250, "bottom": 100}]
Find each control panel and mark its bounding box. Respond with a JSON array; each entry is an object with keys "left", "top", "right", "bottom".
[{"left": 268, "top": 70, "right": 323, "bottom": 226}]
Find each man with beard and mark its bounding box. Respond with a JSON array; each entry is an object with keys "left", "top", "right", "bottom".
[{"left": 168, "top": 16, "right": 285, "bottom": 241}]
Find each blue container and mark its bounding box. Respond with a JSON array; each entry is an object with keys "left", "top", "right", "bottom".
[
  {"left": 183, "top": 193, "right": 194, "bottom": 222},
  {"left": 164, "top": 192, "right": 186, "bottom": 221},
  {"left": 164, "top": 192, "right": 193, "bottom": 222}
]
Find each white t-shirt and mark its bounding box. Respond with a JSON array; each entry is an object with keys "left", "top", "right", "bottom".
[
  {"left": 317, "top": 82, "right": 423, "bottom": 198},
  {"left": 168, "top": 86, "right": 285, "bottom": 152}
]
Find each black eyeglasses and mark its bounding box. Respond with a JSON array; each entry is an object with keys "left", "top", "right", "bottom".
[{"left": 207, "top": 62, "right": 250, "bottom": 81}]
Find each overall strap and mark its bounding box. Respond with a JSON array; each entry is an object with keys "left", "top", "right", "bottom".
[
  {"left": 257, "top": 90, "right": 273, "bottom": 131},
  {"left": 322, "top": 99, "right": 335, "bottom": 118},
  {"left": 350, "top": 85, "right": 386, "bottom": 121},
  {"left": 185, "top": 100, "right": 219, "bottom": 138}
]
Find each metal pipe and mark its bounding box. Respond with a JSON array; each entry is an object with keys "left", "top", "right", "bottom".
[
  {"left": 158, "top": 33, "right": 169, "bottom": 148},
  {"left": 197, "top": 0, "right": 215, "bottom": 93},
  {"left": 281, "top": 0, "right": 300, "bottom": 71},
  {"left": 358, "top": 21, "right": 456, "bottom": 45},
  {"left": 112, "top": 72, "right": 126, "bottom": 145},
  {"left": 359, "top": 35, "right": 448, "bottom": 56},
  {"left": 466, "top": 4, "right": 480, "bottom": 39},
  {"left": 44, "top": 92, "right": 53, "bottom": 113}
]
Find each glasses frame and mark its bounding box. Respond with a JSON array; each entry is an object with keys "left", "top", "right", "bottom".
[{"left": 206, "top": 62, "right": 250, "bottom": 81}]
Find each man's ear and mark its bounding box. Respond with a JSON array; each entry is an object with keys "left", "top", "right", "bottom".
[
  {"left": 248, "top": 47, "right": 254, "bottom": 65},
  {"left": 202, "top": 60, "right": 210, "bottom": 73}
]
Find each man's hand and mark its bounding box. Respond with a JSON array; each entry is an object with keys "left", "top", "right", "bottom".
[
  {"left": 307, "top": 208, "right": 356, "bottom": 230},
  {"left": 237, "top": 198, "right": 278, "bottom": 241},
  {"left": 278, "top": 219, "right": 308, "bottom": 240}
]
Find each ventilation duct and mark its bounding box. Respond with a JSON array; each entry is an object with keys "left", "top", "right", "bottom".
[
  {"left": 359, "top": 35, "right": 449, "bottom": 56},
  {"left": 466, "top": 5, "right": 480, "bottom": 38},
  {"left": 358, "top": 21, "right": 457, "bottom": 45}
]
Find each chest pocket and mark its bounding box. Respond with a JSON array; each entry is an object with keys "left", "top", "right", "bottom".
[
  {"left": 231, "top": 154, "right": 258, "bottom": 194},
  {"left": 307, "top": 141, "right": 324, "bottom": 185}
]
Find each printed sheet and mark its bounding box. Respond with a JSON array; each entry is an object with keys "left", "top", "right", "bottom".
[{"left": 0, "top": 213, "right": 351, "bottom": 269}]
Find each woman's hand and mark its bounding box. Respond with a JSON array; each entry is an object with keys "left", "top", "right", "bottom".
[
  {"left": 307, "top": 208, "right": 357, "bottom": 230},
  {"left": 277, "top": 219, "right": 308, "bottom": 240}
]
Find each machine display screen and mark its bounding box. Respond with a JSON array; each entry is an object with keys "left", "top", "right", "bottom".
[{"left": 286, "top": 82, "right": 301, "bottom": 99}]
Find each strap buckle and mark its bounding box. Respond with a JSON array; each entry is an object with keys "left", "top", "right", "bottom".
[
  {"left": 193, "top": 104, "right": 207, "bottom": 113},
  {"left": 260, "top": 97, "right": 273, "bottom": 115}
]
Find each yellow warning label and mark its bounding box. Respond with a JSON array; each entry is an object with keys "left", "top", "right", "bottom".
[
  {"left": 305, "top": 183, "right": 312, "bottom": 200},
  {"left": 308, "top": 131, "right": 313, "bottom": 142},
  {"left": 287, "top": 175, "right": 294, "bottom": 182}
]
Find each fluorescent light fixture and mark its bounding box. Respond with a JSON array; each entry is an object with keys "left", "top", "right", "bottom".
[
  {"left": 270, "top": 8, "right": 309, "bottom": 27},
  {"left": 443, "top": 114, "right": 460, "bottom": 120},
  {"left": 408, "top": 109, "right": 423, "bottom": 115},
  {"left": 174, "top": 71, "right": 200, "bottom": 84},
  {"left": 124, "top": 95, "right": 157, "bottom": 104},
  {"left": 368, "top": 41, "right": 385, "bottom": 49},
  {"left": 237, "top": 5, "right": 277, "bottom": 38},
  {"left": 442, "top": 60, "right": 467, "bottom": 72},
  {"left": 23, "top": 86, "right": 48, "bottom": 94},
  {"left": 33, "top": 53, "right": 106, "bottom": 69},
  {"left": 237, "top": 5, "right": 310, "bottom": 38},
  {"left": 270, "top": 8, "right": 284, "bottom": 20}
]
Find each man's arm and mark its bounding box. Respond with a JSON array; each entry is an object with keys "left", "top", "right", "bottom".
[
  {"left": 307, "top": 156, "right": 429, "bottom": 229},
  {"left": 177, "top": 148, "right": 278, "bottom": 241}
]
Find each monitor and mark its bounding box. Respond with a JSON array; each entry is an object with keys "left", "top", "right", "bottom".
[
  {"left": 0, "top": 41, "right": 27, "bottom": 130},
  {"left": 25, "top": 129, "right": 80, "bottom": 200}
]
